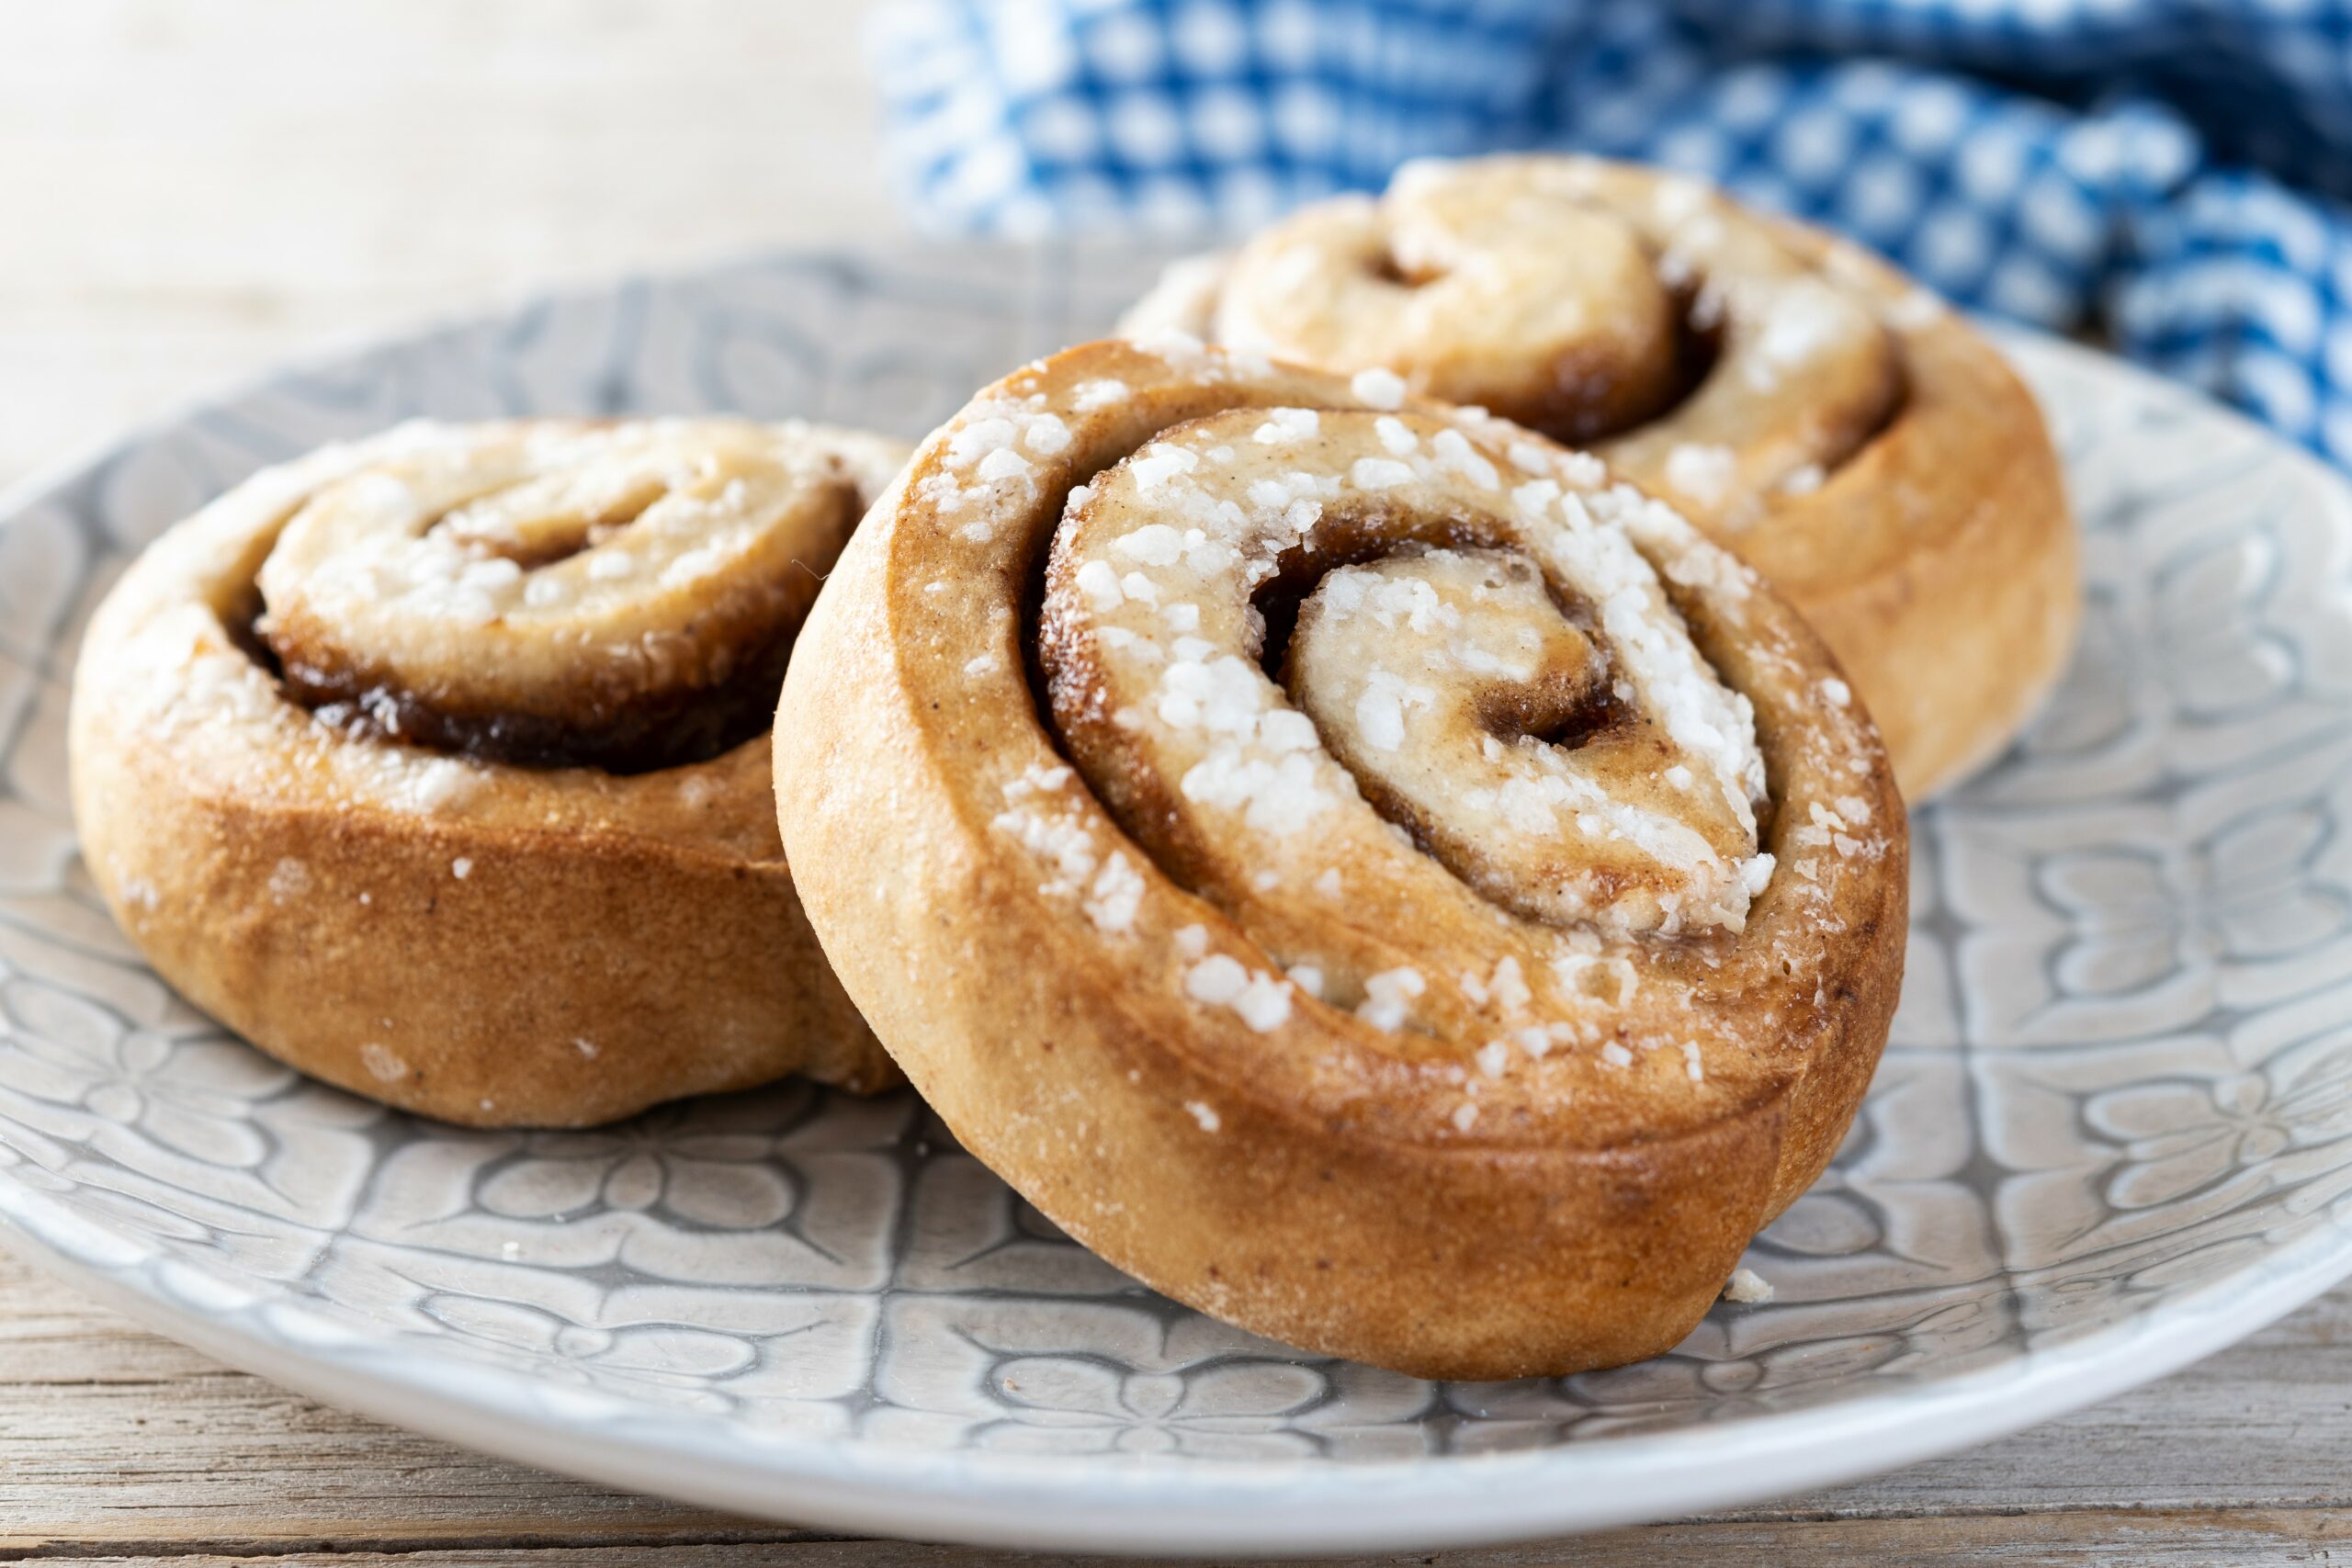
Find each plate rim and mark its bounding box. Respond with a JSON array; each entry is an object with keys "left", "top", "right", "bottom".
[
  {"left": 10, "top": 1150, "right": 2349, "bottom": 1555},
  {"left": 4, "top": 261, "right": 2350, "bottom": 1553}
]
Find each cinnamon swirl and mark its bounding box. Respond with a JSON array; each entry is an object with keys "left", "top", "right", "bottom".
[
  {"left": 1121, "top": 154, "right": 2079, "bottom": 798},
  {"left": 775, "top": 339, "right": 1906, "bottom": 1379},
  {"left": 70, "top": 418, "right": 907, "bottom": 1126}
]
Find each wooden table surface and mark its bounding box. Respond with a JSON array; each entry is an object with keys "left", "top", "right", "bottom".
[{"left": 6, "top": 6, "right": 2351, "bottom": 1564}]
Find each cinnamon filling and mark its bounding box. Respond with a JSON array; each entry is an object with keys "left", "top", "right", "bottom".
[{"left": 262, "top": 621, "right": 800, "bottom": 773}]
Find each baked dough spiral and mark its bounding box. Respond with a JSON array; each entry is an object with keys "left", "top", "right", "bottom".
[
  {"left": 775, "top": 338, "right": 1906, "bottom": 1379},
  {"left": 1121, "top": 154, "right": 2079, "bottom": 799},
  {"left": 70, "top": 418, "right": 907, "bottom": 1127}
]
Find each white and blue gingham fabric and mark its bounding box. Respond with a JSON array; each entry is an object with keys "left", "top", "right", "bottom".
[{"left": 867, "top": 0, "right": 2352, "bottom": 467}]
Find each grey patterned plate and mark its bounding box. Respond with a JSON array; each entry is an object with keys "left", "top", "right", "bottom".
[{"left": 5, "top": 245, "right": 2352, "bottom": 1555}]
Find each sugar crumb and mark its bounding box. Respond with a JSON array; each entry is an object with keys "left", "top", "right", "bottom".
[{"left": 1351, "top": 367, "right": 1408, "bottom": 409}]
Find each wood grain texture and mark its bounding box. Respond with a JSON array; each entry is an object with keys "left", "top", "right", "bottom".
[
  {"left": 5, "top": 4, "right": 2352, "bottom": 1564},
  {"left": 20, "top": 1541, "right": 2352, "bottom": 1568},
  {"left": 0, "top": 0, "right": 905, "bottom": 491}
]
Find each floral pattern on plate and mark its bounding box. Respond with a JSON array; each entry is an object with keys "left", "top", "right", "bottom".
[{"left": 2, "top": 245, "right": 2350, "bottom": 1551}]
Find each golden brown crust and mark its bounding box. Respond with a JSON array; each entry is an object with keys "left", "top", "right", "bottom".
[
  {"left": 1118, "top": 154, "right": 2080, "bottom": 798},
  {"left": 69, "top": 418, "right": 908, "bottom": 1128},
  {"left": 775, "top": 340, "right": 1906, "bottom": 1379}
]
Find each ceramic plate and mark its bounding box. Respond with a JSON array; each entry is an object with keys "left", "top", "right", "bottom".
[{"left": 5, "top": 244, "right": 2352, "bottom": 1556}]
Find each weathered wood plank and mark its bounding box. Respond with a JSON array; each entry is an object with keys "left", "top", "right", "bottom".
[
  {"left": 19, "top": 1509, "right": 2352, "bottom": 1566},
  {"left": 0, "top": 0, "right": 906, "bottom": 491}
]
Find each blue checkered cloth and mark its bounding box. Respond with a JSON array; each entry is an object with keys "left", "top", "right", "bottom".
[{"left": 868, "top": 0, "right": 2352, "bottom": 468}]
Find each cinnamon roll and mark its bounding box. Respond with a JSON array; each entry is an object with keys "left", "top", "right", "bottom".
[
  {"left": 70, "top": 418, "right": 907, "bottom": 1127},
  {"left": 775, "top": 339, "right": 1906, "bottom": 1379},
  {"left": 1121, "top": 154, "right": 2079, "bottom": 799}
]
